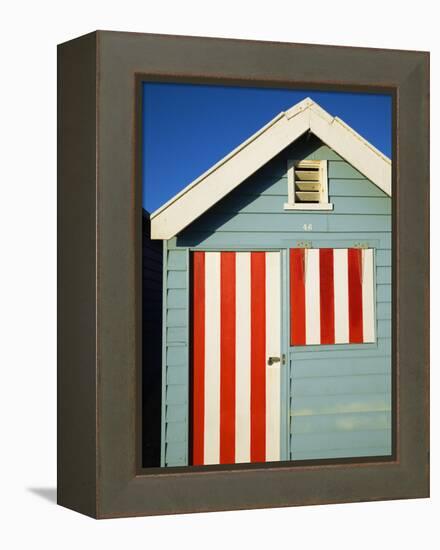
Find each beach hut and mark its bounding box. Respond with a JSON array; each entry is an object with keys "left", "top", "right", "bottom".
[{"left": 150, "top": 98, "right": 392, "bottom": 467}]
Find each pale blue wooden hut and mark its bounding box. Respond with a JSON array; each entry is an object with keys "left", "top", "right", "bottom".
[{"left": 150, "top": 98, "right": 392, "bottom": 468}]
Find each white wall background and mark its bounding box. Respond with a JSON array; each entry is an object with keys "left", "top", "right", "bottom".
[{"left": 0, "top": 0, "right": 437, "bottom": 547}]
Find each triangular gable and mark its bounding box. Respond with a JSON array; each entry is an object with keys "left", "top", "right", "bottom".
[{"left": 150, "top": 98, "right": 391, "bottom": 240}]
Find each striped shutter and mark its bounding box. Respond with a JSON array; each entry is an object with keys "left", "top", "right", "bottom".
[
  {"left": 290, "top": 248, "right": 376, "bottom": 346},
  {"left": 191, "top": 251, "right": 281, "bottom": 466}
]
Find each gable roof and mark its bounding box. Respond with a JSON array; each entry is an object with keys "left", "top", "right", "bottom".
[{"left": 150, "top": 98, "right": 391, "bottom": 240}]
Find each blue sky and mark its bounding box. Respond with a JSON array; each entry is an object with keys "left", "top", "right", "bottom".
[{"left": 142, "top": 82, "right": 392, "bottom": 212}]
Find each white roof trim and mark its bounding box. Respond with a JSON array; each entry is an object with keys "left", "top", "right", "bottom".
[{"left": 151, "top": 98, "right": 391, "bottom": 240}]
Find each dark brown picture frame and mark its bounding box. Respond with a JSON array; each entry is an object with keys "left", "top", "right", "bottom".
[{"left": 57, "top": 30, "right": 429, "bottom": 518}]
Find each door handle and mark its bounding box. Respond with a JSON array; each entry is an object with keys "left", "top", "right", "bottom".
[{"left": 267, "top": 354, "right": 286, "bottom": 366}]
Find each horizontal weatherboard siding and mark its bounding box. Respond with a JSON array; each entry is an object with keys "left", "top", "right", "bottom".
[
  {"left": 292, "top": 411, "right": 391, "bottom": 434},
  {"left": 166, "top": 384, "right": 187, "bottom": 405},
  {"left": 292, "top": 356, "right": 390, "bottom": 378},
  {"left": 166, "top": 422, "right": 187, "bottom": 442},
  {"left": 186, "top": 213, "right": 390, "bottom": 234},
  {"left": 225, "top": 176, "right": 388, "bottom": 199},
  {"left": 330, "top": 179, "right": 388, "bottom": 197},
  {"left": 376, "top": 249, "right": 392, "bottom": 265},
  {"left": 166, "top": 250, "right": 187, "bottom": 270},
  {"left": 166, "top": 346, "right": 187, "bottom": 366},
  {"left": 328, "top": 161, "right": 366, "bottom": 179},
  {"left": 291, "top": 374, "right": 391, "bottom": 397},
  {"left": 211, "top": 194, "right": 390, "bottom": 215},
  {"left": 167, "top": 327, "right": 187, "bottom": 343},
  {"left": 292, "top": 393, "right": 391, "bottom": 417},
  {"left": 167, "top": 270, "right": 186, "bottom": 289},
  {"left": 291, "top": 339, "right": 391, "bottom": 361},
  {"left": 167, "top": 366, "right": 187, "bottom": 385},
  {"left": 166, "top": 289, "right": 187, "bottom": 309},
  {"left": 166, "top": 309, "right": 187, "bottom": 327},
  {"left": 165, "top": 442, "right": 186, "bottom": 466},
  {"left": 161, "top": 243, "right": 190, "bottom": 466},
  {"left": 166, "top": 404, "right": 187, "bottom": 422},
  {"left": 376, "top": 285, "right": 391, "bottom": 302}
]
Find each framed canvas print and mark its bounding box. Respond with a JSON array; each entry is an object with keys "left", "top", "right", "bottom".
[{"left": 57, "top": 31, "right": 429, "bottom": 518}]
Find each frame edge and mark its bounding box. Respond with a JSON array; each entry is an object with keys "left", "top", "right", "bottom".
[{"left": 57, "top": 31, "right": 99, "bottom": 519}]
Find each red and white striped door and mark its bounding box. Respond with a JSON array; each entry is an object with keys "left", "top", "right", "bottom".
[
  {"left": 290, "top": 248, "right": 376, "bottom": 346},
  {"left": 191, "top": 251, "right": 282, "bottom": 466}
]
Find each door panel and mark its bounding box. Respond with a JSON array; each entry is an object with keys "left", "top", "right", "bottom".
[{"left": 191, "top": 251, "right": 282, "bottom": 466}]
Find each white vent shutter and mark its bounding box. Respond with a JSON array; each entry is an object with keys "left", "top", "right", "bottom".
[
  {"left": 285, "top": 159, "right": 332, "bottom": 210},
  {"left": 294, "top": 160, "right": 322, "bottom": 203}
]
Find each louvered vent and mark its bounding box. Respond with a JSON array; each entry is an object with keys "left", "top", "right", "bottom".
[
  {"left": 294, "top": 160, "right": 322, "bottom": 203},
  {"left": 285, "top": 159, "right": 332, "bottom": 210}
]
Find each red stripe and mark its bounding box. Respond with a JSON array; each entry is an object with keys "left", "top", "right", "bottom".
[
  {"left": 250, "top": 252, "right": 266, "bottom": 462},
  {"left": 192, "top": 252, "right": 205, "bottom": 465},
  {"left": 290, "top": 248, "right": 306, "bottom": 345},
  {"left": 348, "top": 248, "right": 364, "bottom": 343},
  {"left": 319, "top": 248, "right": 335, "bottom": 344},
  {"left": 220, "top": 252, "right": 236, "bottom": 464}
]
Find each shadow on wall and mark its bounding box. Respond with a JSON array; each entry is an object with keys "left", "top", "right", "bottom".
[{"left": 142, "top": 210, "right": 163, "bottom": 467}]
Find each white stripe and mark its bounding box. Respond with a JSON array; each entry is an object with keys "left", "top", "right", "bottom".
[
  {"left": 334, "top": 248, "right": 349, "bottom": 344},
  {"left": 362, "top": 249, "right": 376, "bottom": 343},
  {"left": 265, "top": 252, "right": 281, "bottom": 461},
  {"left": 204, "top": 252, "right": 221, "bottom": 464},
  {"left": 305, "top": 249, "right": 321, "bottom": 345},
  {"left": 235, "top": 252, "right": 251, "bottom": 463}
]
